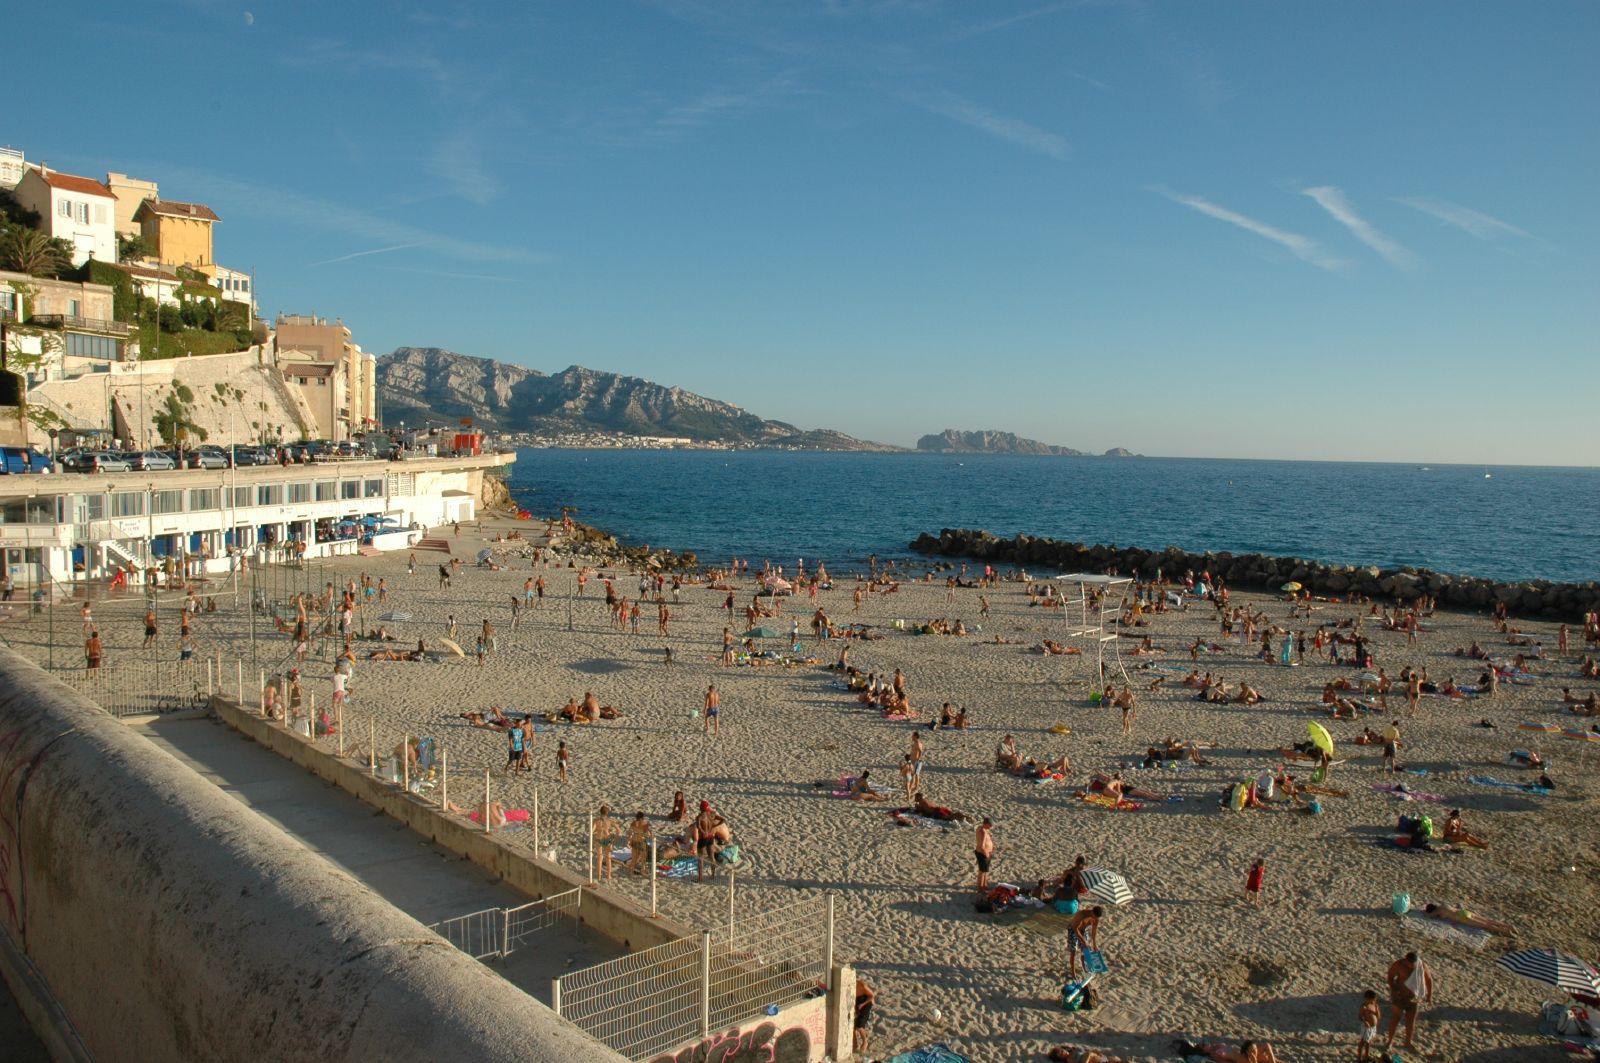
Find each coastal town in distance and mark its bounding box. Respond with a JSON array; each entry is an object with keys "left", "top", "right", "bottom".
[{"left": 1, "top": 5, "right": 1596, "bottom": 1063}]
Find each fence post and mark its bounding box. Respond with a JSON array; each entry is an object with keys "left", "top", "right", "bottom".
[
  {"left": 206, "top": 657, "right": 214, "bottom": 696},
  {"left": 650, "top": 837, "right": 658, "bottom": 917},
  {"left": 402, "top": 733, "right": 410, "bottom": 792},
  {"left": 502, "top": 908, "right": 511, "bottom": 959},
  {"left": 587, "top": 810, "right": 594, "bottom": 883},
  {"left": 308, "top": 693, "right": 316, "bottom": 740},
  {"left": 483, "top": 770, "right": 491, "bottom": 834},
  {"left": 258, "top": 669, "right": 265, "bottom": 713},
  {"left": 728, "top": 870, "right": 735, "bottom": 936},
  {"left": 336, "top": 702, "right": 344, "bottom": 756},
  {"left": 236, "top": 659, "right": 243, "bottom": 706},
  {"left": 369, "top": 719, "right": 376, "bottom": 775},
  {"left": 699, "top": 930, "right": 712, "bottom": 1038},
  {"left": 824, "top": 892, "right": 836, "bottom": 982},
  {"left": 533, "top": 787, "right": 540, "bottom": 850},
  {"left": 551, "top": 978, "right": 562, "bottom": 1018}
]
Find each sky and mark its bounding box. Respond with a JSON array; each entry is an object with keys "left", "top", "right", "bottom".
[{"left": 9, "top": 1, "right": 1598, "bottom": 464}]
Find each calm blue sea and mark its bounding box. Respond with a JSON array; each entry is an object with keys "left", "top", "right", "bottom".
[{"left": 505, "top": 450, "right": 1599, "bottom": 584}]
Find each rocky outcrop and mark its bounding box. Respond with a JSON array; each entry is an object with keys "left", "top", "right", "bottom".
[
  {"left": 916, "top": 429, "right": 1084, "bottom": 456},
  {"left": 377, "top": 348, "right": 898, "bottom": 450},
  {"left": 1103, "top": 447, "right": 1139, "bottom": 457},
  {"left": 909, "top": 528, "right": 1600, "bottom": 620},
  {"left": 480, "top": 473, "right": 511, "bottom": 510}
]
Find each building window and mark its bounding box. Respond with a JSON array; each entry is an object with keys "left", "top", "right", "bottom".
[
  {"left": 94, "top": 203, "right": 107, "bottom": 224},
  {"left": 152, "top": 490, "right": 184, "bottom": 515},
  {"left": 59, "top": 200, "right": 71, "bottom": 218},
  {"left": 0, "top": 290, "right": 15, "bottom": 315},
  {"left": 363, "top": 478, "right": 383, "bottom": 498},
  {"left": 317, "top": 378, "right": 327, "bottom": 387},
  {"left": 65, "top": 333, "right": 118, "bottom": 360},
  {"left": 111, "top": 491, "right": 145, "bottom": 517},
  {"left": 256, "top": 484, "right": 283, "bottom": 506},
  {"left": 77, "top": 202, "right": 89, "bottom": 224},
  {"left": 315, "top": 480, "right": 336, "bottom": 501},
  {"left": 340, "top": 481, "right": 360, "bottom": 500},
  {"left": 287, "top": 482, "right": 310, "bottom": 503},
  {"left": 74, "top": 494, "right": 106, "bottom": 522},
  {"left": 232, "top": 486, "right": 252, "bottom": 508},
  {"left": 188, "top": 488, "right": 219, "bottom": 511}
]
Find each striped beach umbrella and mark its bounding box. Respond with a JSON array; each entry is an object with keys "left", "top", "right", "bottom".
[
  {"left": 1496, "top": 948, "right": 1600, "bottom": 997},
  {"left": 1080, "top": 867, "right": 1133, "bottom": 907}
]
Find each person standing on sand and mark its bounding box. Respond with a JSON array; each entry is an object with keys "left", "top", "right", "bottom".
[
  {"left": 626, "top": 811, "right": 652, "bottom": 876},
  {"left": 592, "top": 804, "right": 620, "bottom": 882},
  {"left": 1406, "top": 670, "right": 1421, "bottom": 717},
  {"left": 704, "top": 684, "right": 720, "bottom": 736},
  {"left": 721, "top": 627, "right": 735, "bottom": 666},
  {"left": 1382, "top": 720, "right": 1401, "bottom": 773},
  {"left": 694, "top": 801, "right": 724, "bottom": 881},
  {"left": 1384, "top": 951, "right": 1433, "bottom": 1053},
  {"left": 143, "top": 607, "right": 158, "bottom": 648},
  {"left": 556, "top": 740, "right": 569, "bottom": 783},
  {"left": 1357, "top": 989, "right": 1381, "bottom": 1061},
  {"left": 1245, "top": 858, "right": 1266, "bottom": 905},
  {"left": 974, "top": 817, "right": 995, "bottom": 893},
  {"left": 908, "top": 730, "right": 925, "bottom": 787}
]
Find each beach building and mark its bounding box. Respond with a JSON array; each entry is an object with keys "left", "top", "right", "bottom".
[
  {"left": 0, "top": 146, "right": 26, "bottom": 190},
  {"left": 134, "top": 198, "right": 220, "bottom": 272},
  {"left": 0, "top": 269, "right": 133, "bottom": 380},
  {"left": 104, "top": 171, "right": 160, "bottom": 239},
  {"left": 0, "top": 449, "right": 507, "bottom": 589},
  {"left": 211, "top": 263, "right": 256, "bottom": 312},
  {"left": 11, "top": 166, "right": 117, "bottom": 266}
]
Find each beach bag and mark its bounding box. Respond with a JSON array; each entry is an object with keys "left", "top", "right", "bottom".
[
  {"left": 1306, "top": 799, "right": 1323, "bottom": 815},
  {"left": 1082, "top": 949, "right": 1109, "bottom": 975},
  {"left": 1392, "top": 892, "right": 1411, "bottom": 915},
  {"left": 716, "top": 843, "right": 741, "bottom": 866},
  {"left": 1416, "top": 815, "right": 1434, "bottom": 838},
  {"left": 1053, "top": 898, "right": 1080, "bottom": 915},
  {"left": 1060, "top": 980, "right": 1088, "bottom": 1011}
]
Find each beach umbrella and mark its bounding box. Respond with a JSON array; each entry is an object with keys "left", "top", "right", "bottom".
[
  {"left": 1280, "top": 581, "right": 1302, "bottom": 593},
  {"left": 476, "top": 548, "right": 492, "bottom": 563},
  {"left": 743, "top": 627, "right": 781, "bottom": 639},
  {"left": 1307, "top": 722, "right": 1335, "bottom": 757},
  {"left": 1496, "top": 948, "right": 1600, "bottom": 997},
  {"left": 1080, "top": 867, "right": 1133, "bottom": 907},
  {"left": 439, "top": 637, "right": 466, "bottom": 658}
]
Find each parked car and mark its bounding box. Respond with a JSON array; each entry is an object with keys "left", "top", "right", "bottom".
[
  {"left": 128, "top": 450, "right": 177, "bottom": 472},
  {"left": 231, "top": 445, "right": 269, "bottom": 467},
  {"left": 184, "top": 446, "right": 232, "bottom": 470},
  {"left": 61, "top": 449, "right": 135, "bottom": 473},
  {"left": 0, "top": 446, "right": 52, "bottom": 474}
]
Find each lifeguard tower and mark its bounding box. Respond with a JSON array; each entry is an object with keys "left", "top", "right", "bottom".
[{"left": 1053, "top": 573, "right": 1135, "bottom": 689}]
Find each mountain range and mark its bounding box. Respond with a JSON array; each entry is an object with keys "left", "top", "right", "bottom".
[
  {"left": 916, "top": 429, "right": 1084, "bottom": 456},
  {"left": 375, "top": 348, "right": 896, "bottom": 450}
]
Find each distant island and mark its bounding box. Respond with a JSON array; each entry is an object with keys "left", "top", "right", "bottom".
[
  {"left": 376, "top": 348, "right": 899, "bottom": 451},
  {"left": 915, "top": 429, "right": 1140, "bottom": 458}
]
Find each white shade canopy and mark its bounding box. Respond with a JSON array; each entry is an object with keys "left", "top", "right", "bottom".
[{"left": 1054, "top": 573, "right": 1134, "bottom": 586}]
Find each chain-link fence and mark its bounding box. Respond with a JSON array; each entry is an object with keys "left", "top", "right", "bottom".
[{"left": 555, "top": 895, "right": 835, "bottom": 1062}]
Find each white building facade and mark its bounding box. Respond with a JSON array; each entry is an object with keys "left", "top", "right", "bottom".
[{"left": 12, "top": 167, "right": 118, "bottom": 266}]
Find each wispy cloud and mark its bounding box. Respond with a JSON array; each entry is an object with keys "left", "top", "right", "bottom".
[
  {"left": 308, "top": 244, "right": 422, "bottom": 267},
  {"left": 427, "top": 127, "right": 503, "bottom": 205},
  {"left": 127, "top": 162, "right": 541, "bottom": 263},
  {"left": 1303, "top": 186, "right": 1418, "bottom": 270},
  {"left": 1395, "top": 196, "right": 1532, "bottom": 241},
  {"left": 1156, "top": 189, "right": 1344, "bottom": 270},
  {"left": 904, "top": 90, "right": 1068, "bottom": 159}
]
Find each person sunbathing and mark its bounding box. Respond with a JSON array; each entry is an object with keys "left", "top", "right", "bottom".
[
  {"left": 1232, "top": 682, "right": 1265, "bottom": 705},
  {"left": 1088, "top": 772, "right": 1161, "bottom": 801},
  {"left": 850, "top": 771, "right": 888, "bottom": 801},
  {"left": 1048, "top": 1047, "right": 1127, "bottom": 1063},
  {"left": 1422, "top": 902, "right": 1513, "bottom": 935},
  {"left": 1043, "top": 752, "right": 1071, "bottom": 777},
  {"left": 1039, "top": 640, "right": 1080, "bottom": 656},
  {"left": 1579, "top": 656, "right": 1599, "bottom": 678},
  {"left": 1561, "top": 689, "right": 1600, "bottom": 715},
  {"left": 1440, "top": 810, "right": 1488, "bottom": 849},
  {"left": 667, "top": 790, "right": 688, "bottom": 822},
  {"left": 996, "top": 735, "right": 1023, "bottom": 774},
  {"left": 1175, "top": 1041, "right": 1281, "bottom": 1063},
  {"left": 912, "top": 794, "right": 968, "bottom": 821},
  {"left": 1352, "top": 727, "right": 1385, "bottom": 745},
  {"left": 1180, "top": 669, "right": 1205, "bottom": 688}
]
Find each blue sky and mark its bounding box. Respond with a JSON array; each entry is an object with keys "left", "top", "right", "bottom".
[{"left": 12, "top": 1, "right": 1598, "bottom": 463}]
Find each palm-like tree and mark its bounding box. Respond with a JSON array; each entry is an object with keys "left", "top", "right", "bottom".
[{"left": 0, "top": 227, "right": 70, "bottom": 277}]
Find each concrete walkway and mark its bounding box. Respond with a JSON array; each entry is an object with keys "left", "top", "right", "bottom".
[{"left": 135, "top": 715, "right": 623, "bottom": 1002}]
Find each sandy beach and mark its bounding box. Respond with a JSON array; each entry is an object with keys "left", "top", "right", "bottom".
[{"left": 10, "top": 510, "right": 1598, "bottom": 1062}]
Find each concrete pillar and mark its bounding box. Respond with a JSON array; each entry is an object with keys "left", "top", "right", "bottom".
[{"left": 826, "top": 964, "right": 856, "bottom": 1062}]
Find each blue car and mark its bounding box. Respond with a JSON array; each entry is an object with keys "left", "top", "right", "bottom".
[{"left": 0, "top": 446, "right": 53, "bottom": 474}]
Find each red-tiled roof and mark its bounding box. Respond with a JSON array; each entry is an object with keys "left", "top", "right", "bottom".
[
  {"left": 287, "top": 363, "right": 336, "bottom": 378},
  {"left": 136, "top": 199, "right": 220, "bottom": 222},
  {"left": 35, "top": 169, "right": 114, "bottom": 198},
  {"left": 108, "top": 262, "right": 180, "bottom": 281}
]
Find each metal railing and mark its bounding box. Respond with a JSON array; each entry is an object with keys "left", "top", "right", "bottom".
[
  {"left": 426, "top": 887, "right": 584, "bottom": 962},
  {"left": 27, "top": 314, "right": 133, "bottom": 336},
  {"left": 554, "top": 894, "right": 835, "bottom": 1062},
  {"left": 54, "top": 657, "right": 210, "bottom": 717}
]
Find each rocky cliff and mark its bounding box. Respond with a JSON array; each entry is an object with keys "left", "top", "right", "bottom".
[
  {"left": 377, "top": 348, "right": 897, "bottom": 449},
  {"left": 916, "top": 429, "right": 1084, "bottom": 456}
]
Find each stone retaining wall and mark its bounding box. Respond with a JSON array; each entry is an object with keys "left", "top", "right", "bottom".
[
  {"left": 910, "top": 528, "right": 1600, "bottom": 620},
  {"left": 0, "top": 647, "right": 619, "bottom": 1062}
]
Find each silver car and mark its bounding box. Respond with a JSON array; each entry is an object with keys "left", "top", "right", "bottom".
[{"left": 129, "top": 450, "right": 177, "bottom": 472}]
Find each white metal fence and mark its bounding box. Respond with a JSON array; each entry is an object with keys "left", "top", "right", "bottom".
[
  {"left": 55, "top": 658, "right": 211, "bottom": 718},
  {"left": 554, "top": 894, "right": 835, "bottom": 1062},
  {"left": 427, "top": 887, "right": 583, "bottom": 963}
]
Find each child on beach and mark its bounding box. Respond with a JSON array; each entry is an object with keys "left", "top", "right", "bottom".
[
  {"left": 1358, "top": 989, "right": 1380, "bottom": 1060},
  {"left": 557, "top": 740, "right": 569, "bottom": 783},
  {"left": 1245, "top": 858, "right": 1266, "bottom": 905}
]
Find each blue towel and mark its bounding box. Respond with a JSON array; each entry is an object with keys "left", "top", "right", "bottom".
[{"left": 889, "top": 1045, "right": 971, "bottom": 1063}]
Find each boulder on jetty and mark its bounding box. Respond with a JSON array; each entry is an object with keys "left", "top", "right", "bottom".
[{"left": 909, "top": 528, "right": 1600, "bottom": 621}]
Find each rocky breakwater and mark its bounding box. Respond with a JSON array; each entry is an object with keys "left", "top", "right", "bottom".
[
  {"left": 549, "top": 520, "right": 700, "bottom": 573},
  {"left": 910, "top": 528, "right": 1600, "bottom": 621}
]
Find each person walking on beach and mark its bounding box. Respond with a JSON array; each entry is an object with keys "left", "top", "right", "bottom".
[
  {"left": 721, "top": 627, "right": 735, "bottom": 666},
  {"left": 536, "top": 575, "right": 546, "bottom": 606},
  {"left": 556, "top": 740, "right": 569, "bottom": 783},
  {"left": 1382, "top": 720, "right": 1402, "bottom": 773},
  {"left": 704, "top": 684, "right": 720, "bottom": 736},
  {"left": 1118, "top": 687, "right": 1137, "bottom": 737},
  {"left": 507, "top": 721, "right": 526, "bottom": 774},
  {"left": 1245, "top": 858, "right": 1266, "bottom": 905},
  {"left": 974, "top": 817, "right": 995, "bottom": 893},
  {"left": 143, "top": 607, "right": 158, "bottom": 648},
  {"left": 1357, "top": 989, "right": 1381, "bottom": 1061},
  {"left": 908, "top": 730, "right": 925, "bottom": 788},
  {"left": 593, "top": 804, "right": 620, "bottom": 882},
  {"left": 694, "top": 801, "right": 724, "bottom": 881},
  {"left": 1405, "top": 670, "right": 1421, "bottom": 717},
  {"left": 1384, "top": 951, "right": 1433, "bottom": 1054}
]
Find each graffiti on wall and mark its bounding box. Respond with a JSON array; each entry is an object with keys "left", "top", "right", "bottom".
[{"left": 649, "top": 1020, "right": 811, "bottom": 1063}]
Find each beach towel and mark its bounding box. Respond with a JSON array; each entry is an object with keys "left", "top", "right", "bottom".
[
  {"left": 890, "top": 811, "right": 952, "bottom": 829},
  {"left": 1373, "top": 783, "right": 1444, "bottom": 803},
  {"left": 1519, "top": 721, "right": 1560, "bottom": 733},
  {"left": 1399, "top": 910, "right": 1491, "bottom": 950},
  {"left": 656, "top": 857, "right": 698, "bottom": 879},
  {"left": 1468, "top": 774, "right": 1553, "bottom": 795},
  {"left": 1014, "top": 910, "right": 1077, "bottom": 939},
  {"left": 468, "top": 808, "right": 530, "bottom": 824},
  {"left": 888, "top": 1044, "right": 970, "bottom": 1063},
  {"left": 1080, "top": 793, "right": 1143, "bottom": 811}
]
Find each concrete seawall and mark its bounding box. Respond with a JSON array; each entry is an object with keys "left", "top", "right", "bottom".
[{"left": 0, "top": 648, "right": 619, "bottom": 1062}]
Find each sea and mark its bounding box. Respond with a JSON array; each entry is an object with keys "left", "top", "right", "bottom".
[{"left": 504, "top": 450, "right": 1600, "bottom": 585}]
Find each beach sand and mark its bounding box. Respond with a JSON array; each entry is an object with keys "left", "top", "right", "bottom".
[{"left": 12, "top": 513, "right": 1597, "bottom": 1062}]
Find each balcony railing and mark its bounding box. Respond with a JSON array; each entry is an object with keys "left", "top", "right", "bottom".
[{"left": 27, "top": 314, "right": 133, "bottom": 336}]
